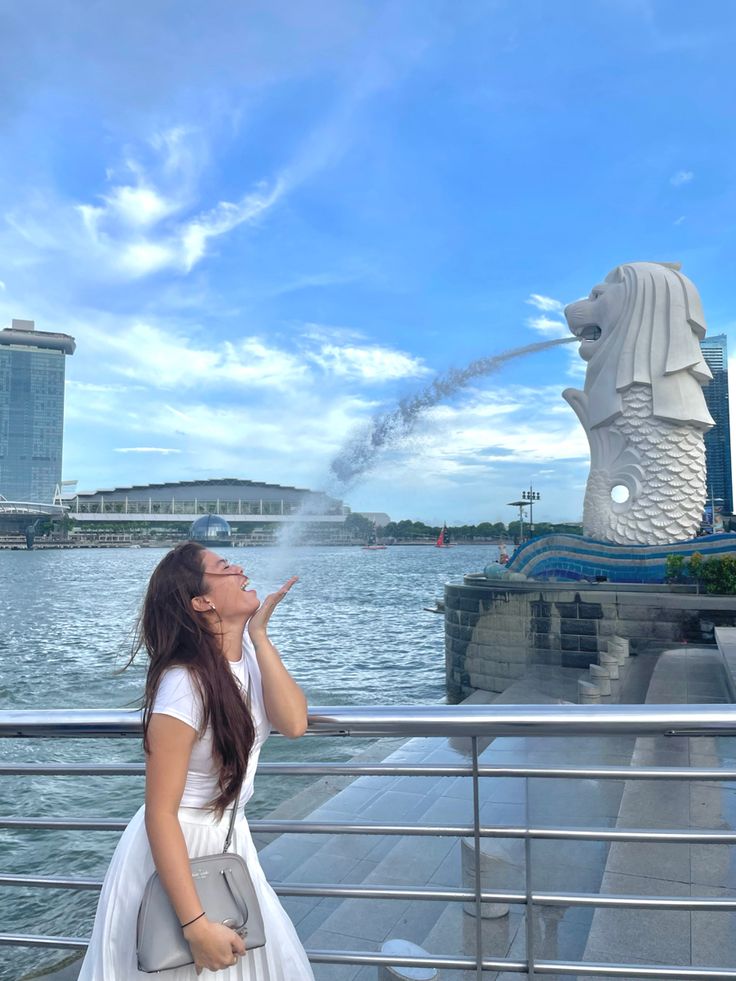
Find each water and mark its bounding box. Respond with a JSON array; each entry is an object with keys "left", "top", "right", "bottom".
[{"left": 0, "top": 543, "right": 493, "bottom": 979}]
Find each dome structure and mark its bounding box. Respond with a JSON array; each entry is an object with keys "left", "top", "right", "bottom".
[{"left": 189, "top": 514, "right": 232, "bottom": 543}]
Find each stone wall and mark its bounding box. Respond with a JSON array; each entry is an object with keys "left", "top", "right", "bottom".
[{"left": 445, "top": 578, "right": 736, "bottom": 700}]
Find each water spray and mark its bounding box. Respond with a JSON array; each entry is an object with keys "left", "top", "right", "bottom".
[
  {"left": 260, "top": 334, "right": 576, "bottom": 575},
  {"left": 329, "top": 335, "right": 577, "bottom": 489}
]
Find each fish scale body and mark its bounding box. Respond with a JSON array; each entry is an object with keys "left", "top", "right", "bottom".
[{"left": 583, "top": 385, "right": 706, "bottom": 545}]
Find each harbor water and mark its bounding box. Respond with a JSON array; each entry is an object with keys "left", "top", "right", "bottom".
[{"left": 0, "top": 542, "right": 496, "bottom": 980}]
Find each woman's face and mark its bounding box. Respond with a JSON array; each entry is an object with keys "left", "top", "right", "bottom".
[{"left": 198, "top": 549, "right": 260, "bottom": 620}]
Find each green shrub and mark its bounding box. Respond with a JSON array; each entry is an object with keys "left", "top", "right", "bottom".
[
  {"left": 664, "top": 551, "right": 736, "bottom": 593},
  {"left": 664, "top": 554, "right": 685, "bottom": 583},
  {"left": 699, "top": 555, "right": 736, "bottom": 594}
]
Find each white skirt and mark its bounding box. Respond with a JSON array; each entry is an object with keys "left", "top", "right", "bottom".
[{"left": 78, "top": 805, "right": 315, "bottom": 981}]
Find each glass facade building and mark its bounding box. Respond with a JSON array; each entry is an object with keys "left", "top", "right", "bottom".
[
  {"left": 0, "top": 320, "right": 76, "bottom": 504},
  {"left": 700, "top": 333, "right": 733, "bottom": 514}
]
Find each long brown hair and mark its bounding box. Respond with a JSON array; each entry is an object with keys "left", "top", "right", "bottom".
[{"left": 132, "top": 541, "right": 256, "bottom": 816}]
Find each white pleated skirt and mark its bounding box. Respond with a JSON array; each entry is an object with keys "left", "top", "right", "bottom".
[{"left": 78, "top": 805, "right": 315, "bottom": 981}]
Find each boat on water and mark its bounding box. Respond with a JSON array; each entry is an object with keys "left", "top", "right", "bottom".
[
  {"left": 362, "top": 523, "right": 387, "bottom": 550},
  {"left": 435, "top": 523, "right": 452, "bottom": 548}
]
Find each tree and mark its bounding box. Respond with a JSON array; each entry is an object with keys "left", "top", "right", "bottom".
[{"left": 344, "top": 513, "right": 375, "bottom": 540}]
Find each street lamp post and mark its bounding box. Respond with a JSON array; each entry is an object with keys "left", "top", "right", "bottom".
[
  {"left": 522, "top": 485, "right": 541, "bottom": 538},
  {"left": 507, "top": 500, "right": 527, "bottom": 544}
]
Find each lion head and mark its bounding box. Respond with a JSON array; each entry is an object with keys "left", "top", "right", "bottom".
[{"left": 564, "top": 261, "right": 714, "bottom": 430}]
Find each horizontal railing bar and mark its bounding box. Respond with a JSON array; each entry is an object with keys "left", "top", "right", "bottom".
[
  {"left": 0, "top": 874, "right": 103, "bottom": 890},
  {"left": 305, "top": 952, "right": 736, "bottom": 978},
  {"left": 251, "top": 819, "right": 471, "bottom": 836},
  {"left": 523, "top": 825, "right": 736, "bottom": 844},
  {"left": 0, "top": 934, "right": 87, "bottom": 949},
  {"left": 253, "top": 820, "right": 736, "bottom": 844},
  {"left": 5, "top": 817, "right": 736, "bottom": 844},
  {"left": 3, "top": 703, "right": 736, "bottom": 738},
  {"left": 535, "top": 891, "right": 736, "bottom": 911},
  {"left": 533, "top": 962, "right": 736, "bottom": 979},
  {"left": 273, "top": 883, "right": 483, "bottom": 902},
  {"left": 4, "top": 873, "right": 736, "bottom": 913},
  {"left": 484, "top": 765, "right": 736, "bottom": 781},
  {"left": 1, "top": 933, "right": 733, "bottom": 977},
  {"left": 4, "top": 760, "right": 736, "bottom": 780},
  {"left": 0, "top": 818, "right": 128, "bottom": 831},
  {"left": 305, "top": 949, "right": 525, "bottom": 971},
  {"left": 0, "top": 934, "right": 519, "bottom": 970},
  {"left": 0, "top": 764, "right": 146, "bottom": 776},
  {"left": 0, "top": 875, "right": 493, "bottom": 902}
]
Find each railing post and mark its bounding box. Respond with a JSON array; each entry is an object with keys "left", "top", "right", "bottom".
[
  {"left": 471, "top": 736, "right": 483, "bottom": 981},
  {"left": 525, "top": 774, "right": 536, "bottom": 980}
]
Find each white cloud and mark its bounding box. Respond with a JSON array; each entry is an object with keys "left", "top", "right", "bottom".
[
  {"left": 308, "top": 342, "right": 430, "bottom": 381},
  {"left": 69, "top": 313, "right": 429, "bottom": 393},
  {"left": 66, "top": 380, "right": 133, "bottom": 393},
  {"left": 178, "top": 180, "right": 286, "bottom": 271},
  {"left": 114, "top": 447, "right": 182, "bottom": 454},
  {"left": 80, "top": 185, "right": 178, "bottom": 231},
  {"left": 674, "top": 215, "right": 686, "bottom": 225},
  {"left": 670, "top": 170, "right": 694, "bottom": 186},
  {"left": 526, "top": 314, "right": 569, "bottom": 338},
  {"left": 526, "top": 293, "right": 564, "bottom": 313},
  {"left": 0, "top": 280, "right": 5, "bottom": 290},
  {"left": 72, "top": 134, "right": 286, "bottom": 278},
  {"left": 78, "top": 320, "right": 307, "bottom": 391},
  {"left": 4, "top": 128, "right": 289, "bottom": 281}
]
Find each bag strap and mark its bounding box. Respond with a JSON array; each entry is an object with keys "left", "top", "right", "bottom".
[{"left": 222, "top": 671, "right": 252, "bottom": 854}]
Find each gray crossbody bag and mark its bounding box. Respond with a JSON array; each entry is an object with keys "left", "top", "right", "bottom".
[{"left": 136, "top": 678, "right": 266, "bottom": 973}]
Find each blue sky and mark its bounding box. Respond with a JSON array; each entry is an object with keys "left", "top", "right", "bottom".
[{"left": 1, "top": 0, "right": 735, "bottom": 523}]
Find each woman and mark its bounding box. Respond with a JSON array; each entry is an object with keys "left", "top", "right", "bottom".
[{"left": 79, "top": 541, "right": 314, "bottom": 979}]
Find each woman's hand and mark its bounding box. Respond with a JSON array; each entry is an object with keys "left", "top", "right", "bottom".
[
  {"left": 247, "top": 576, "right": 298, "bottom": 641},
  {"left": 184, "top": 917, "right": 246, "bottom": 974}
]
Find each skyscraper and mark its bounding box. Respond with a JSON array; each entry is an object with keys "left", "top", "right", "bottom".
[
  {"left": 0, "top": 320, "right": 76, "bottom": 503},
  {"left": 700, "top": 332, "right": 733, "bottom": 514}
]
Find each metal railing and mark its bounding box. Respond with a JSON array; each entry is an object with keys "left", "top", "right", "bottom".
[{"left": 2, "top": 704, "right": 736, "bottom": 979}]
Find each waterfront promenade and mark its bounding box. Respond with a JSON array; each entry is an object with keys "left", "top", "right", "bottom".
[{"left": 24, "top": 641, "right": 736, "bottom": 981}]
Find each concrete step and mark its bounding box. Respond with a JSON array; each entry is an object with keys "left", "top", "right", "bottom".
[{"left": 579, "top": 647, "right": 735, "bottom": 979}]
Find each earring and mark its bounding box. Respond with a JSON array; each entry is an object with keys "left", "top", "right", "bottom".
[{"left": 208, "top": 601, "right": 217, "bottom": 611}]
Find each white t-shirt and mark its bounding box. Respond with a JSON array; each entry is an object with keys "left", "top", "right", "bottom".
[{"left": 151, "top": 633, "right": 270, "bottom": 809}]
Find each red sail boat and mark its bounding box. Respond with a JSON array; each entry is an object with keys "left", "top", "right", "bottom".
[{"left": 435, "top": 523, "right": 451, "bottom": 548}]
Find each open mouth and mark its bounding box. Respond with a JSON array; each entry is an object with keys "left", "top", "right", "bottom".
[{"left": 578, "top": 325, "right": 602, "bottom": 341}]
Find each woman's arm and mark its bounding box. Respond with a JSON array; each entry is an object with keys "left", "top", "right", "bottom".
[
  {"left": 145, "top": 714, "right": 246, "bottom": 972},
  {"left": 247, "top": 577, "right": 308, "bottom": 739}
]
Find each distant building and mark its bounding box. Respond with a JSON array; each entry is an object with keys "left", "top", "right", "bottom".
[
  {"left": 67, "top": 478, "right": 348, "bottom": 540},
  {"left": 700, "top": 333, "right": 733, "bottom": 514},
  {"left": 0, "top": 319, "right": 76, "bottom": 503},
  {"left": 190, "top": 513, "right": 232, "bottom": 544},
  {"left": 357, "top": 511, "right": 392, "bottom": 528}
]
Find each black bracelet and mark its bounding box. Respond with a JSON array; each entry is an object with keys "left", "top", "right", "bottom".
[{"left": 180, "top": 911, "right": 206, "bottom": 929}]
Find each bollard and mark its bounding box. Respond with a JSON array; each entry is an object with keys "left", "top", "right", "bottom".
[
  {"left": 608, "top": 635, "right": 630, "bottom": 664},
  {"left": 589, "top": 663, "right": 611, "bottom": 695},
  {"left": 378, "top": 938, "right": 438, "bottom": 980},
  {"left": 460, "top": 836, "right": 523, "bottom": 918},
  {"left": 598, "top": 652, "right": 620, "bottom": 680},
  {"left": 578, "top": 679, "right": 601, "bottom": 704}
]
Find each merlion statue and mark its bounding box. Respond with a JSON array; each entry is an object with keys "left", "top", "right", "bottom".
[{"left": 563, "top": 261, "right": 714, "bottom": 545}]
